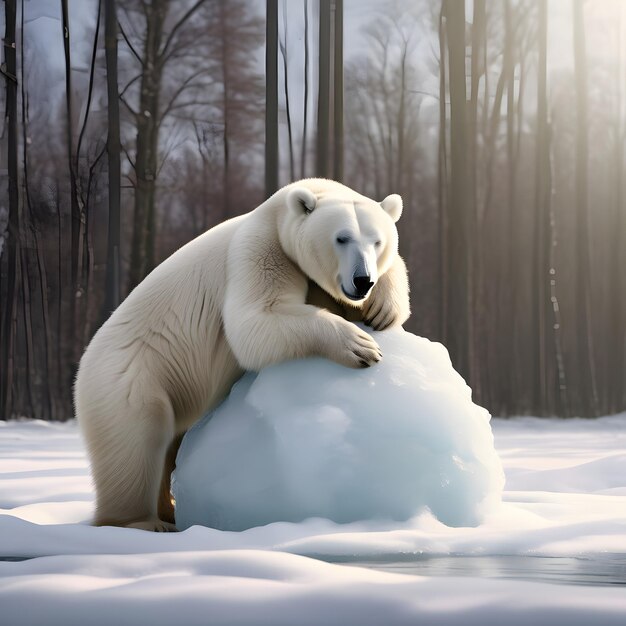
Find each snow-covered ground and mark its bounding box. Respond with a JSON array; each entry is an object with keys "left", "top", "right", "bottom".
[{"left": 1, "top": 415, "right": 626, "bottom": 625}]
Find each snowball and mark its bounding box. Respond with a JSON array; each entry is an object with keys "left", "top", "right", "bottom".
[{"left": 172, "top": 327, "right": 504, "bottom": 531}]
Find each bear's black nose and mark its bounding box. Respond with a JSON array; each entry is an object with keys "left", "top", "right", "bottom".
[{"left": 353, "top": 275, "right": 374, "bottom": 297}]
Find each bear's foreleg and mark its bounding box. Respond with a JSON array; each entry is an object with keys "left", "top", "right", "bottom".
[
  {"left": 225, "top": 302, "right": 381, "bottom": 370},
  {"left": 224, "top": 240, "right": 382, "bottom": 370}
]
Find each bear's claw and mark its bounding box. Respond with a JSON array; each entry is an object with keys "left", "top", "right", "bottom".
[{"left": 334, "top": 320, "right": 381, "bottom": 368}]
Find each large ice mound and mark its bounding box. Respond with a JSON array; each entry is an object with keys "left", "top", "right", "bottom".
[{"left": 172, "top": 327, "right": 504, "bottom": 531}]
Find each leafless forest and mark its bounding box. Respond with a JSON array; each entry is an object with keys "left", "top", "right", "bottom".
[{"left": 1, "top": 0, "right": 625, "bottom": 420}]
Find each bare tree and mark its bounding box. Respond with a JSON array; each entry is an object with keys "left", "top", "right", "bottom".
[
  {"left": 105, "top": 0, "right": 122, "bottom": 316},
  {"left": 1, "top": 0, "right": 19, "bottom": 419},
  {"left": 607, "top": 8, "right": 625, "bottom": 413},
  {"left": 279, "top": 1, "right": 295, "bottom": 182},
  {"left": 443, "top": 0, "right": 472, "bottom": 380},
  {"left": 572, "top": 0, "right": 598, "bottom": 415},
  {"left": 531, "top": 0, "right": 551, "bottom": 412},
  {"left": 265, "top": 0, "right": 279, "bottom": 196},
  {"left": 332, "top": 0, "right": 343, "bottom": 181},
  {"left": 437, "top": 4, "right": 448, "bottom": 343},
  {"left": 60, "top": 0, "right": 85, "bottom": 322},
  {"left": 124, "top": 0, "right": 208, "bottom": 291},
  {"left": 300, "top": 0, "right": 310, "bottom": 178},
  {"left": 344, "top": 10, "right": 421, "bottom": 198},
  {"left": 316, "top": 0, "right": 331, "bottom": 177},
  {"left": 465, "top": 0, "right": 487, "bottom": 403}
]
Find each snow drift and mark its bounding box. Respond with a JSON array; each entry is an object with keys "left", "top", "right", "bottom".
[{"left": 172, "top": 327, "right": 504, "bottom": 531}]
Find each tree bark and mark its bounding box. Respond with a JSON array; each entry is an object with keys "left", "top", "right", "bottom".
[
  {"left": 217, "top": 0, "right": 231, "bottom": 217},
  {"left": 332, "top": 0, "right": 343, "bottom": 182},
  {"left": 437, "top": 5, "right": 448, "bottom": 344},
  {"left": 609, "top": 9, "right": 625, "bottom": 413},
  {"left": 280, "top": 5, "right": 295, "bottom": 182},
  {"left": 572, "top": 0, "right": 598, "bottom": 415},
  {"left": 128, "top": 0, "right": 167, "bottom": 291},
  {"left": 104, "top": 0, "right": 122, "bottom": 316},
  {"left": 265, "top": 0, "right": 279, "bottom": 196},
  {"left": 469, "top": 0, "right": 485, "bottom": 402},
  {"left": 531, "top": 0, "right": 550, "bottom": 414},
  {"left": 501, "top": 0, "right": 517, "bottom": 414},
  {"left": 1, "top": 0, "right": 18, "bottom": 419},
  {"left": 443, "top": 0, "right": 472, "bottom": 382},
  {"left": 300, "top": 0, "right": 310, "bottom": 179},
  {"left": 61, "top": 0, "right": 82, "bottom": 298},
  {"left": 316, "top": 0, "right": 331, "bottom": 177}
]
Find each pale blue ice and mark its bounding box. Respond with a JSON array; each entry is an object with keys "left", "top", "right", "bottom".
[{"left": 172, "top": 327, "right": 504, "bottom": 531}]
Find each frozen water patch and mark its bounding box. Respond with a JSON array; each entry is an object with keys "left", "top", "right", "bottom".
[{"left": 172, "top": 327, "right": 504, "bottom": 531}]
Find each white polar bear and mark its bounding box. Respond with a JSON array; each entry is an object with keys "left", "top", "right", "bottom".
[{"left": 75, "top": 179, "right": 411, "bottom": 531}]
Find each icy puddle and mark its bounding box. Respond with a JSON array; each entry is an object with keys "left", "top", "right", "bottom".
[
  {"left": 3, "top": 553, "right": 625, "bottom": 587},
  {"left": 341, "top": 554, "right": 626, "bottom": 587}
]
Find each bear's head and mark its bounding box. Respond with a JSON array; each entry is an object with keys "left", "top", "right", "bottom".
[{"left": 279, "top": 182, "right": 402, "bottom": 306}]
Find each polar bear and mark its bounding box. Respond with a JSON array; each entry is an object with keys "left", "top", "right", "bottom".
[{"left": 75, "top": 179, "right": 410, "bottom": 531}]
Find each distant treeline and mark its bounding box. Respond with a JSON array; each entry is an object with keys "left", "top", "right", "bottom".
[{"left": 0, "top": 0, "right": 624, "bottom": 420}]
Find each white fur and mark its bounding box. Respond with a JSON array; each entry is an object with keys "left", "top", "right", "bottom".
[{"left": 75, "top": 179, "right": 410, "bottom": 530}]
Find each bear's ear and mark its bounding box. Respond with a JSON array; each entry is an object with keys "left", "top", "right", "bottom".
[
  {"left": 287, "top": 187, "right": 317, "bottom": 215},
  {"left": 380, "top": 194, "right": 403, "bottom": 222}
]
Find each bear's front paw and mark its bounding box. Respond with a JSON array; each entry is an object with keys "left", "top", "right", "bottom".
[
  {"left": 333, "top": 321, "right": 381, "bottom": 368},
  {"left": 363, "top": 295, "right": 404, "bottom": 331},
  {"left": 362, "top": 268, "right": 410, "bottom": 331}
]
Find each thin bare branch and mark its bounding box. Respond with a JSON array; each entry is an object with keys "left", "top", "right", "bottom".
[
  {"left": 158, "top": 67, "right": 212, "bottom": 126},
  {"left": 119, "top": 73, "right": 142, "bottom": 100},
  {"left": 118, "top": 19, "right": 144, "bottom": 67},
  {"left": 76, "top": 0, "right": 102, "bottom": 170},
  {"left": 120, "top": 94, "right": 139, "bottom": 118},
  {"left": 121, "top": 143, "right": 136, "bottom": 171},
  {"left": 159, "top": 0, "right": 207, "bottom": 62}
]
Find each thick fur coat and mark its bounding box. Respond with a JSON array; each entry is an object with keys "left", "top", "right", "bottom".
[{"left": 75, "top": 179, "right": 410, "bottom": 531}]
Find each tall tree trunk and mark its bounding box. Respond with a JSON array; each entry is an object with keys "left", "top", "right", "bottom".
[
  {"left": 395, "top": 37, "right": 408, "bottom": 193},
  {"left": 609, "top": 10, "right": 625, "bottom": 413},
  {"left": 572, "top": 0, "right": 598, "bottom": 415},
  {"left": 316, "top": 0, "right": 331, "bottom": 177},
  {"left": 21, "top": 0, "right": 54, "bottom": 419},
  {"left": 437, "top": 5, "right": 448, "bottom": 345},
  {"left": 300, "top": 0, "right": 309, "bottom": 179},
  {"left": 332, "top": 0, "right": 343, "bottom": 182},
  {"left": 469, "top": 0, "right": 485, "bottom": 403},
  {"left": 61, "top": 0, "right": 87, "bottom": 373},
  {"left": 1, "top": 0, "right": 18, "bottom": 419},
  {"left": 501, "top": 0, "right": 517, "bottom": 414},
  {"left": 61, "top": 0, "right": 82, "bottom": 298},
  {"left": 19, "top": 246, "right": 35, "bottom": 416},
  {"left": 76, "top": 0, "right": 101, "bottom": 348},
  {"left": 218, "top": 0, "right": 231, "bottom": 217},
  {"left": 104, "top": 0, "right": 121, "bottom": 317},
  {"left": 280, "top": 3, "right": 295, "bottom": 182},
  {"left": 531, "top": 0, "right": 552, "bottom": 414},
  {"left": 265, "top": 0, "right": 279, "bottom": 196},
  {"left": 128, "top": 0, "right": 166, "bottom": 291},
  {"left": 444, "top": 0, "right": 472, "bottom": 383}
]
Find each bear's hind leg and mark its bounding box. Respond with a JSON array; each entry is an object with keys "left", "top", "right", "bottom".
[
  {"left": 88, "top": 396, "right": 177, "bottom": 531},
  {"left": 157, "top": 433, "right": 184, "bottom": 525}
]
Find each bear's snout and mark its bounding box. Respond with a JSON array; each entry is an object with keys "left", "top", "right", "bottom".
[{"left": 353, "top": 275, "right": 374, "bottom": 298}]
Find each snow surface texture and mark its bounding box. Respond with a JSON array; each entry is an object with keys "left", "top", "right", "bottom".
[
  {"left": 173, "top": 327, "right": 504, "bottom": 531},
  {"left": 2, "top": 418, "right": 626, "bottom": 623}
]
